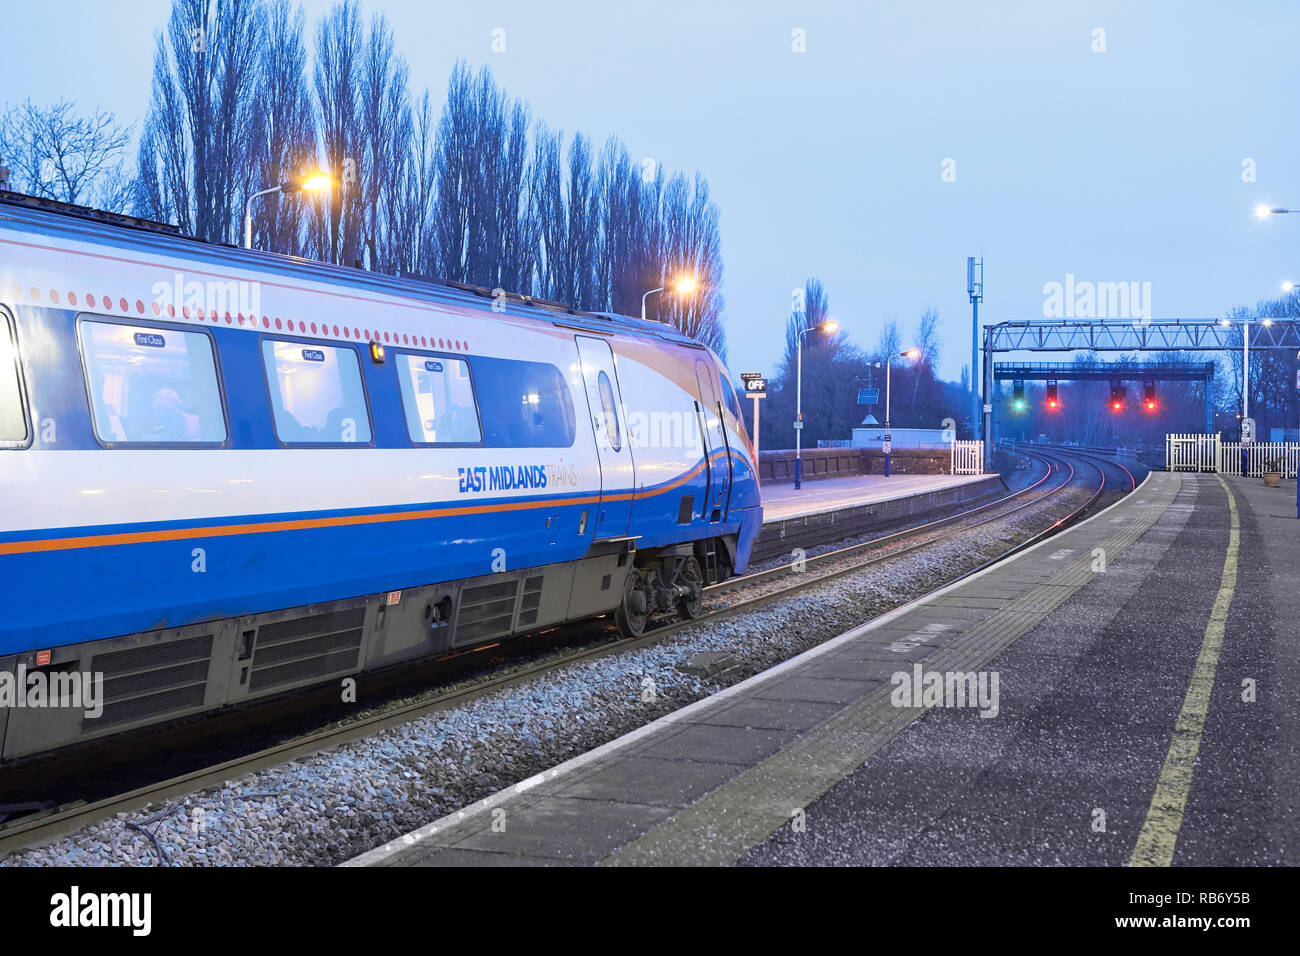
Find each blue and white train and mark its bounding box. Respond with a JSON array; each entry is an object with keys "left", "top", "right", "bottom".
[{"left": 0, "top": 193, "right": 761, "bottom": 760}]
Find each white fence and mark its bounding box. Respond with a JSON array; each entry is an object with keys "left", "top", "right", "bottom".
[
  {"left": 1166, "top": 433, "right": 1300, "bottom": 477},
  {"left": 1166, "top": 433, "right": 1220, "bottom": 472},
  {"left": 951, "top": 439, "right": 984, "bottom": 475},
  {"left": 1219, "top": 441, "right": 1300, "bottom": 477}
]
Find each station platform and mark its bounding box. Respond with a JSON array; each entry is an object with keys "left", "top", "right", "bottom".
[
  {"left": 348, "top": 472, "right": 1300, "bottom": 867},
  {"left": 750, "top": 471, "right": 1005, "bottom": 562},
  {"left": 758, "top": 472, "right": 994, "bottom": 523}
]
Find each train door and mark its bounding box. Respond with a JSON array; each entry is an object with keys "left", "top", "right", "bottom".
[
  {"left": 694, "top": 358, "right": 733, "bottom": 521},
  {"left": 575, "top": 335, "right": 635, "bottom": 539}
]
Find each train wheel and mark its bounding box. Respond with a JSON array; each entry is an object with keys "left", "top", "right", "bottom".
[
  {"left": 616, "top": 568, "right": 650, "bottom": 638},
  {"left": 677, "top": 556, "right": 704, "bottom": 620}
]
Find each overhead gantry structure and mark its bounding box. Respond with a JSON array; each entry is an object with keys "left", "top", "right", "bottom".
[{"left": 979, "top": 319, "right": 1300, "bottom": 460}]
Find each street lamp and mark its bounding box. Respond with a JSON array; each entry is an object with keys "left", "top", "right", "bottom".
[
  {"left": 793, "top": 318, "right": 839, "bottom": 489},
  {"left": 1257, "top": 208, "right": 1300, "bottom": 507},
  {"left": 641, "top": 275, "right": 697, "bottom": 321},
  {"left": 244, "top": 171, "right": 331, "bottom": 249},
  {"left": 1219, "top": 316, "right": 1264, "bottom": 474},
  {"left": 880, "top": 348, "right": 921, "bottom": 477}
]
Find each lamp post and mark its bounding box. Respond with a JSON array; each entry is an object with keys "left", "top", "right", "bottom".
[
  {"left": 641, "top": 276, "right": 697, "bottom": 321},
  {"left": 881, "top": 348, "right": 922, "bottom": 477},
  {"left": 1259, "top": 208, "right": 1300, "bottom": 512},
  {"left": 794, "top": 318, "right": 839, "bottom": 489},
  {"left": 1220, "top": 316, "right": 1275, "bottom": 474},
  {"left": 244, "top": 171, "right": 331, "bottom": 250}
]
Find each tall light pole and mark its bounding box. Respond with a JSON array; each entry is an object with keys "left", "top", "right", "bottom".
[
  {"left": 794, "top": 318, "right": 839, "bottom": 489},
  {"left": 968, "top": 256, "right": 983, "bottom": 442},
  {"left": 1220, "top": 316, "right": 1275, "bottom": 472},
  {"left": 641, "top": 275, "right": 697, "bottom": 321},
  {"left": 1253, "top": 208, "right": 1294, "bottom": 494},
  {"left": 882, "top": 348, "right": 922, "bottom": 477},
  {"left": 245, "top": 171, "right": 331, "bottom": 249}
]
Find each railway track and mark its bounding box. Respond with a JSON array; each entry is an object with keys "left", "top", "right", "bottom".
[{"left": 0, "top": 445, "right": 1138, "bottom": 859}]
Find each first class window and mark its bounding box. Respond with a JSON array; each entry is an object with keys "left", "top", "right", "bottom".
[
  {"left": 79, "top": 320, "right": 227, "bottom": 445},
  {"left": 262, "top": 339, "right": 372, "bottom": 444},
  {"left": 0, "top": 312, "right": 27, "bottom": 444},
  {"left": 395, "top": 353, "right": 481, "bottom": 445}
]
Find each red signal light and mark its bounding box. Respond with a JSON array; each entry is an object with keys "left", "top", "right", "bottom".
[
  {"left": 1048, "top": 399, "right": 1057, "bottom": 409},
  {"left": 1112, "top": 401, "right": 1122, "bottom": 411},
  {"left": 1145, "top": 400, "right": 1156, "bottom": 411}
]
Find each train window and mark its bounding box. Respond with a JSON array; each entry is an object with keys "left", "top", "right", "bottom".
[
  {"left": 395, "top": 353, "right": 481, "bottom": 445},
  {"left": 472, "top": 357, "right": 576, "bottom": 448},
  {"left": 0, "top": 311, "right": 28, "bottom": 445},
  {"left": 597, "top": 370, "right": 622, "bottom": 452},
  {"left": 79, "top": 320, "right": 227, "bottom": 446},
  {"left": 720, "top": 373, "right": 743, "bottom": 420},
  {"left": 261, "top": 339, "right": 372, "bottom": 445}
]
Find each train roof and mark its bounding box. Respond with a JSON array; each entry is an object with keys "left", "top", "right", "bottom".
[{"left": 0, "top": 190, "right": 707, "bottom": 350}]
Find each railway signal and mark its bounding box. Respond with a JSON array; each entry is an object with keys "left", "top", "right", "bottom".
[
  {"left": 1109, "top": 383, "right": 1126, "bottom": 412},
  {"left": 1143, "top": 380, "right": 1157, "bottom": 412},
  {"left": 1012, "top": 380, "right": 1026, "bottom": 411},
  {"left": 1046, "top": 380, "right": 1059, "bottom": 410}
]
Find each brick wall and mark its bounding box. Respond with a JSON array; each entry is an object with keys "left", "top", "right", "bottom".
[{"left": 759, "top": 447, "right": 955, "bottom": 483}]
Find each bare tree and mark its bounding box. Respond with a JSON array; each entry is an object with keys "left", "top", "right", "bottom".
[
  {"left": 658, "top": 171, "right": 725, "bottom": 357},
  {"left": 529, "top": 121, "right": 565, "bottom": 300},
  {"left": 247, "top": 0, "right": 317, "bottom": 254},
  {"left": 311, "top": 0, "right": 363, "bottom": 264},
  {"left": 356, "top": 11, "right": 412, "bottom": 274},
  {"left": 494, "top": 99, "right": 533, "bottom": 294},
  {"left": 784, "top": 277, "right": 830, "bottom": 360},
  {"left": 0, "top": 100, "right": 133, "bottom": 210},
  {"left": 873, "top": 318, "right": 902, "bottom": 364},
  {"left": 909, "top": 307, "right": 941, "bottom": 408},
  {"left": 563, "top": 133, "right": 597, "bottom": 309},
  {"left": 391, "top": 89, "right": 437, "bottom": 277},
  {"left": 432, "top": 61, "right": 478, "bottom": 284},
  {"left": 136, "top": 0, "right": 266, "bottom": 243}
]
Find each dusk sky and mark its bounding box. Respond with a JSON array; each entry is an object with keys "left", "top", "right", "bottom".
[{"left": 5, "top": 0, "right": 1298, "bottom": 382}]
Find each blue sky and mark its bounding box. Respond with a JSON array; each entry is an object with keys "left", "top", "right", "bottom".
[{"left": 4, "top": 0, "right": 1298, "bottom": 382}]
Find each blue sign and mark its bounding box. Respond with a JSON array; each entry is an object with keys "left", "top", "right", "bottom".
[
  {"left": 425, "top": 360, "right": 444, "bottom": 372},
  {"left": 133, "top": 332, "right": 165, "bottom": 348},
  {"left": 302, "top": 348, "right": 326, "bottom": 362},
  {"left": 857, "top": 388, "right": 879, "bottom": 406}
]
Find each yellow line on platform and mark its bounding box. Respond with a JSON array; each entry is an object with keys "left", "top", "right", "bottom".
[{"left": 1129, "top": 475, "right": 1239, "bottom": 868}]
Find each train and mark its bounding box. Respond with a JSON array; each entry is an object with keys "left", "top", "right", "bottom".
[{"left": 0, "top": 192, "right": 762, "bottom": 761}]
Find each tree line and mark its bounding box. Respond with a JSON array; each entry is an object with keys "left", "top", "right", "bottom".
[
  {"left": 748, "top": 278, "right": 964, "bottom": 451},
  {"left": 0, "top": 0, "right": 726, "bottom": 357}
]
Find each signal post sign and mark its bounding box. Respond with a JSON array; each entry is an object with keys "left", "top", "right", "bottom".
[{"left": 740, "top": 373, "right": 767, "bottom": 474}]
